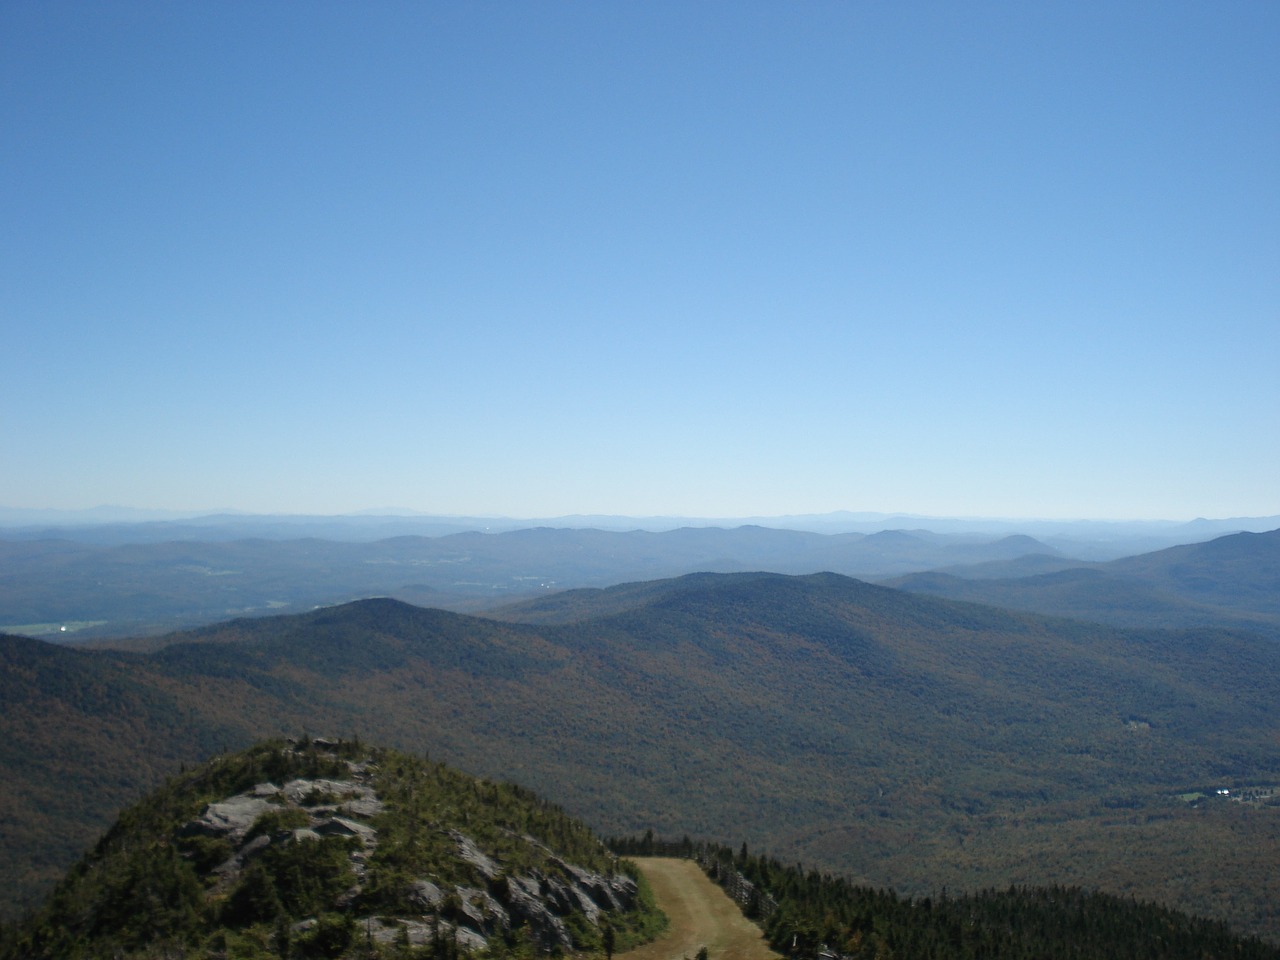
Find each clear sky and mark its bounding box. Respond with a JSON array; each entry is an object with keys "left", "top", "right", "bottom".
[{"left": 3, "top": 2, "right": 1277, "bottom": 521}]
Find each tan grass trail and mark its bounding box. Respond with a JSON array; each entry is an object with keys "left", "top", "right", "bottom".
[{"left": 618, "top": 858, "right": 781, "bottom": 960}]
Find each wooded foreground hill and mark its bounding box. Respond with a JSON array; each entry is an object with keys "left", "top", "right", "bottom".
[
  {"left": 7, "top": 737, "right": 1276, "bottom": 960},
  {"left": 2, "top": 572, "right": 1278, "bottom": 940},
  {"left": 2, "top": 737, "right": 663, "bottom": 960}
]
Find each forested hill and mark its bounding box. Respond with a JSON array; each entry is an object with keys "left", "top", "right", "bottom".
[
  {"left": 886, "top": 527, "right": 1280, "bottom": 630},
  {"left": 2, "top": 526, "right": 1058, "bottom": 639},
  {"left": 3, "top": 573, "right": 1279, "bottom": 940},
  {"left": 0, "top": 738, "right": 664, "bottom": 960},
  {"left": 6, "top": 525, "right": 1275, "bottom": 640}
]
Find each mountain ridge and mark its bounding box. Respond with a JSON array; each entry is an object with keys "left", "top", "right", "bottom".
[
  {"left": 888, "top": 527, "right": 1280, "bottom": 630},
  {"left": 7, "top": 524, "right": 1277, "bottom": 641},
  {"left": 3, "top": 572, "right": 1278, "bottom": 938}
]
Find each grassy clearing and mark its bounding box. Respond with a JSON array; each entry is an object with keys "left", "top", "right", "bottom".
[{"left": 620, "top": 858, "right": 780, "bottom": 960}]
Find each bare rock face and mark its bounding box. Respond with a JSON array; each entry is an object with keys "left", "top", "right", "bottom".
[
  {"left": 181, "top": 775, "right": 382, "bottom": 891},
  {"left": 377, "top": 862, "right": 625, "bottom": 954},
  {"left": 181, "top": 795, "right": 273, "bottom": 844},
  {"left": 281, "top": 777, "right": 379, "bottom": 807},
  {"left": 595, "top": 871, "right": 639, "bottom": 912},
  {"left": 409, "top": 880, "right": 445, "bottom": 910},
  {"left": 492, "top": 874, "right": 573, "bottom": 950},
  {"left": 209, "top": 831, "right": 272, "bottom": 882},
  {"left": 176, "top": 746, "right": 634, "bottom": 955},
  {"left": 451, "top": 830, "right": 501, "bottom": 880},
  {"left": 454, "top": 886, "right": 509, "bottom": 930},
  {"left": 314, "top": 816, "right": 377, "bottom": 843},
  {"left": 546, "top": 857, "right": 639, "bottom": 914},
  {"left": 363, "top": 917, "right": 488, "bottom": 952}
]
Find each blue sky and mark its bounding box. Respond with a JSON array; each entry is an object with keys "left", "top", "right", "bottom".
[{"left": 3, "top": 2, "right": 1277, "bottom": 521}]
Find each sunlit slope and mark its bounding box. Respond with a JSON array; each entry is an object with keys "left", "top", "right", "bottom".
[
  {"left": 3, "top": 572, "right": 1279, "bottom": 937},
  {"left": 888, "top": 527, "right": 1280, "bottom": 630}
]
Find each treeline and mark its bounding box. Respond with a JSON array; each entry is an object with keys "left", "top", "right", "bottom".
[{"left": 610, "top": 835, "right": 1280, "bottom": 960}]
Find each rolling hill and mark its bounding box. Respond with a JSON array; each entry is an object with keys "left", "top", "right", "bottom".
[
  {"left": 0, "top": 526, "right": 1068, "bottom": 639},
  {"left": 887, "top": 527, "right": 1280, "bottom": 631},
  {"left": 2, "top": 573, "right": 1279, "bottom": 940}
]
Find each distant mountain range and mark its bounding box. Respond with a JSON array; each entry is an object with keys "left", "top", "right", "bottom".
[
  {"left": 3, "top": 572, "right": 1278, "bottom": 939},
  {"left": 4, "top": 507, "right": 1277, "bottom": 549},
  {"left": 3, "top": 519, "right": 1277, "bottom": 640}
]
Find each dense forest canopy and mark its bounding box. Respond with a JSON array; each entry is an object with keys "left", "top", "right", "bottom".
[
  {"left": 612, "top": 836, "right": 1280, "bottom": 960},
  {"left": 2, "top": 566, "right": 1278, "bottom": 943}
]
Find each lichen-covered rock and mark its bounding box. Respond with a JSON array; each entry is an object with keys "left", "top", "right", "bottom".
[
  {"left": 409, "top": 879, "right": 445, "bottom": 909},
  {"left": 364, "top": 917, "right": 488, "bottom": 952},
  {"left": 181, "top": 794, "right": 272, "bottom": 843},
  {"left": 494, "top": 873, "right": 574, "bottom": 950},
  {"left": 314, "top": 816, "right": 377, "bottom": 845},
  {"left": 450, "top": 829, "right": 501, "bottom": 880},
  {"left": 282, "top": 778, "right": 377, "bottom": 806},
  {"left": 454, "top": 886, "right": 510, "bottom": 931},
  {"left": 594, "top": 872, "right": 639, "bottom": 912}
]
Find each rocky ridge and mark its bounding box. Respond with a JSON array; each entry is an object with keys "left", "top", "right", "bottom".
[{"left": 178, "top": 740, "right": 638, "bottom": 951}]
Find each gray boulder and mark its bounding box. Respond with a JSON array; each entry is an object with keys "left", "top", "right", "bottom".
[
  {"left": 182, "top": 794, "right": 272, "bottom": 844},
  {"left": 454, "top": 886, "right": 510, "bottom": 932},
  {"left": 281, "top": 778, "right": 376, "bottom": 805},
  {"left": 313, "top": 816, "right": 377, "bottom": 846},
  {"left": 451, "top": 830, "right": 501, "bottom": 880},
  {"left": 409, "top": 880, "right": 445, "bottom": 910},
  {"left": 495, "top": 874, "right": 573, "bottom": 951}
]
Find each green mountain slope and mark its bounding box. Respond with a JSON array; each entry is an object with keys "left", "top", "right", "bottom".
[
  {"left": 2, "top": 574, "right": 1279, "bottom": 940},
  {"left": 1, "top": 738, "right": 662, "bottom": 960},
  {"left": 1108, "top": 528, "right": 1280, "bottom": 615},
  {"left": 887, "top": 528, "right": 1280, "bottom": 631},
  {"left": 0, "top": 632, "right": 244, "bottom": 903}
]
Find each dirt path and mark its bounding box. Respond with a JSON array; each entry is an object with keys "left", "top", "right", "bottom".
[{"left": 620, "top": 858, "right": 781, "bottom": 960}]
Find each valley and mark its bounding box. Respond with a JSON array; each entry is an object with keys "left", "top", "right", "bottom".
[
  {"left": 9, "top": 738, "right": 1274, "bottom": 959},
  {"left": 5, "top": 521, "right": 1277, "bottom": 641},
  {"left": 9, "top": 2, "right": 1276, "bottom": 955},
  {"left": 2, "top": 550, "right": 1279, "bottom": 942}
]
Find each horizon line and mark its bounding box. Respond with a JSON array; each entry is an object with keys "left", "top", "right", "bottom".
[{"left": 2, "top": 505, "right": 1278, "bottom": 528}]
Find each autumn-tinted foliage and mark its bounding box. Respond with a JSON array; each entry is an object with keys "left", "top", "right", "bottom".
[
  {"left": 3, "top": 572, "right": 1279, "bottom": 941},
  {"left": 613, "top": 837, "right": 1280, "bottom": 960}
]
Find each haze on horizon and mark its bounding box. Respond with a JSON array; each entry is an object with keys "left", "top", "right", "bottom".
[{"left": 3, "top": 3, "right": 1277, "bottom": 523}]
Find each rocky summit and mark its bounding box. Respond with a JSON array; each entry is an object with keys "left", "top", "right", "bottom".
[
  {"left": 1, "top": 738, "right": 662, "bottom": 960},
  {"left": 179, "top": 758, "right": 636, "bottom": 951}
]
